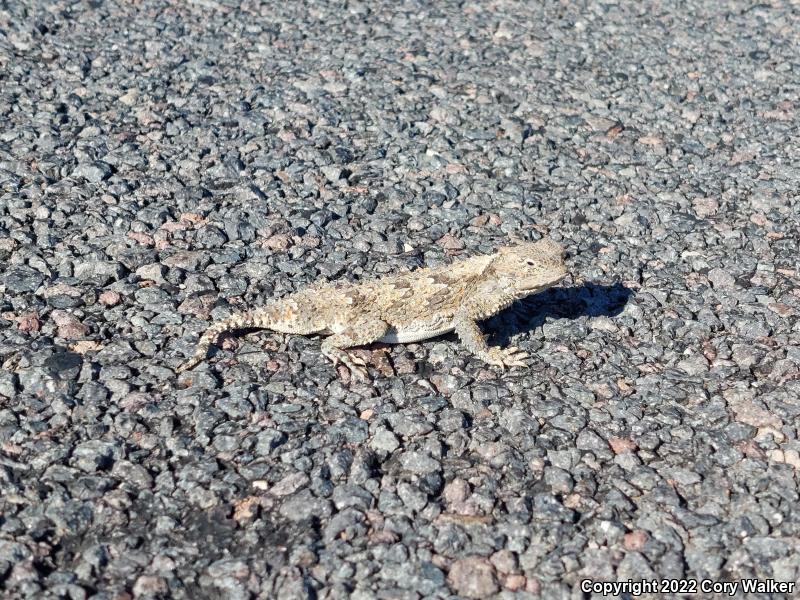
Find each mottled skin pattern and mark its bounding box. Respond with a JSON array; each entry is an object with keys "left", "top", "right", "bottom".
[{"left": 176, "top": 238, "right": 568, "bottom": 380}]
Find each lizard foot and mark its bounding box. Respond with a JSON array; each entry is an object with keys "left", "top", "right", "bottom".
[
  {"left": 322, "top": 347, "right": 370, "bottom": 382},
  {"left": 343, "top": 353, "right": 370, "bottom": 382},
  {"left": 487, "top": 346, "right": 530, "bottom": 369}
]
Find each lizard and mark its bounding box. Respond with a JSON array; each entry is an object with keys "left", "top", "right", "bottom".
[{"left": 175, "top": 237, "right": 568, "bottom": 380}]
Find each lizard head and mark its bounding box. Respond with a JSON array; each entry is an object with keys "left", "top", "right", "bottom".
[{"left": 493, "top": 238, "right": 568, "bottom": 297}]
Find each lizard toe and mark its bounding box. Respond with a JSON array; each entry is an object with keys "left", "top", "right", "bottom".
[
  {"left": 324, "top": 347, "right": 371, "bottom": 381},
  {"left": 506, "top": 359, "right": 530, "bottom": 368},
  {"left": 348, "top": 364, "right": 370, "bottom": 381},
  {"left": 340, "top": 355, "right": 370, "bottom": 381},
  {"left": 505, "top": 359, "right": 528, "bottom": 368},
  {"left": 346, "top": 352, "right": 368, "bottom": 367},
  {"left": 500, "top": 347, "right": 530, "bottom": 368},
  {"left": 176, "top": 358, "right": 199, "bottom": 373},
  {"left": 486, "top": 354, "right": 508, "bottom": 369}
]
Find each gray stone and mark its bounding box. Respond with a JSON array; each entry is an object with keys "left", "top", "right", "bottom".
[
  {"left": 71, "top": 161, "right": 113, "bottom": 183},
  {"left": 4, "top": 266, "right": 45, "bottom": 293}
]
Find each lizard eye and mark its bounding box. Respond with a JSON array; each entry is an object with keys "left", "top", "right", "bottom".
[{"left": 525, "top": 260, "right": 536, "bottom": 266}]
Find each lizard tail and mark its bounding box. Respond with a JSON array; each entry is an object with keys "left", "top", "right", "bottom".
[{"left": 175, "top": 311, "right": 258, "bottom": 373}]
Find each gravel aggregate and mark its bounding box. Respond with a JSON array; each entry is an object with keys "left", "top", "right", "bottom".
[{"left": 2, "top": 0, "right": 800, "bottom": 598}]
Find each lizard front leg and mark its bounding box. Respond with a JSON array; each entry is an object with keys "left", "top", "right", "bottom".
[
  {"left": 320, "top": 318, "right": 390, "bottom": 381},
  {"left": 452, "top": 311, "right": 529, "bottom": 369}
]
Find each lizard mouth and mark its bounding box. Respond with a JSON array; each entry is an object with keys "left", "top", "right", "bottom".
[{"left": 519, "top": 270, "right": 569, "bottom": 292}]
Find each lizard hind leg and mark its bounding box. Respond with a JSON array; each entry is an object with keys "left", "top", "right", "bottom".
[
  {"left": 320, "top": 318, "right": 390, "bottom": 381},
  {"left": 176, "top": 311, "right": 257, "bottom": 373}
]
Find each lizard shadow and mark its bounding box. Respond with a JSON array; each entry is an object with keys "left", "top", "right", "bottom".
[{"left": 484, "top": 282, "right": 634, "bottom": 347}]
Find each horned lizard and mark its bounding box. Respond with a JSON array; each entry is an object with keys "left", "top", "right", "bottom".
[{"left": 176, "top": 238, "right": 568, "bottom": 380}]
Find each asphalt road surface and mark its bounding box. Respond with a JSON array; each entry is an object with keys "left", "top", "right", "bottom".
[{"left": 1, "top": 0, "right": 798, "bottom": 598}]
